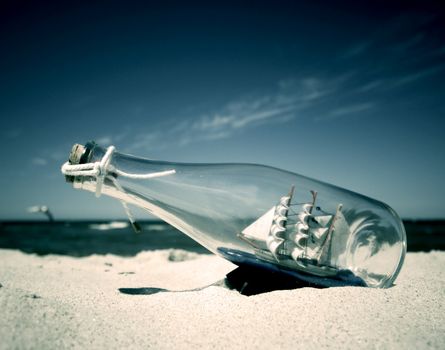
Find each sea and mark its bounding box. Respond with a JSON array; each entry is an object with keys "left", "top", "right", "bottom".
[{"left": 0, "top": 220, "right": 444, "bottom": 257}]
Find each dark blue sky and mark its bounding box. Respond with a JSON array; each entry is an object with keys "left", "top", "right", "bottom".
[{"left": 1, "top": 1, "right": 444, "bottom": 219}]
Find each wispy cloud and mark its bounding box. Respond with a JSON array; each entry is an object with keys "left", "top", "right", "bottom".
[
  {"left": 342, "top": 11, "right": 442, "bottom": 97},
  {"left": 122, "top": 75, "right": 346, "bottom": 151},
  {"left": 96, "top": 136, "right": 113, "bottom": 146},
  {"left": 94, "top": 131, "right": 131, "bottom": 148},
  {"left": 341, "top": 41, "right": 371, "bottom": 59},
  {"left": 356, "top": 80, "right": 384, "bottom": 93},
  {"left": 315, "top": 102, "right": 375, "bottom": 122},
  {"left": 126, "top": 131, "right": 163, "bottom": 152},
  {"left": 390, "top": 33, "right": 424, "bottom": 53},
  {"left": 330, "top": 102, "right": 374, "bottom": 117},
  {"left": 358, "top": 63, "right": 445, "bottom": 94},
  {"left": 391, "top": 64, "right": 445, "bottom": 88},
  {"left": 192, "top": 102, "right": 297, "bottom": 134},
  {"left": 32, "top": 157, "right": 47, "bottom": 166}
]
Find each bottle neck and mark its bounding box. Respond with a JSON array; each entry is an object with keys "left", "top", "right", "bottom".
[{"left": 68, "top": 143, "right": 219, "bottom": 250}]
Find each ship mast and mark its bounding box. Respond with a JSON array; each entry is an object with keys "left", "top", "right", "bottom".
[
  {"left": 316, "top": 204, "right": 343, "bottom": 266},
  {"left": 276, "top": 185, "right": 295, "bottom": 257},
  {"left": 303, "top": 190, "right": 318, "bottom": 259}
]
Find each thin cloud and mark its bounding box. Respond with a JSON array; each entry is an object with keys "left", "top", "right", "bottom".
[
  {"left": 340, "top": 11, "right": 441, "bottom": 97},
  {"left": 330, "top": 102, "right": 374, "bottom": 117},
  {"left": 194, "top": 104, "right": 298, "bottom": 134},
  {"left": 193, "top": 114, "right": 234, "bottom": 131},
  {"left": 32, "top": 157, "right": 48, "bottom": 166},
  {"left": 391, "top": 64, "right": 445, "bottom": 88},
  {"left": 390, "top": 33, "right": 424, "bottom": 53},
  {"left": 232, "top": 105, "right": 297, "bottom": 129},
  {"left": 120, "top": 75, "right": 350, "bottom": 151},
  {"left": 357, "top": 80, "right": 384, "bottom": 93},
  {"left": 96, "top": 136, "right": 113, "bottom": 146},
  {"left": 315, "top": 102, "right": 375, "bottom": 122},
  {"left": 187, "top": 77, "right": 333, "bottom": 141},
  {"left": 356, "top": 64, "right": 445, "bottom": 94},
  {"left": 341, "top": 41, "right": 371, "bottom": 59},
  {"left": 126, "top": 131, "right": 162, "bottom": 152},
  {"left": 50, "top": 151, "right": 66, "bottom": 161},
  {"left": 95, "top": 130, "right": 131, "bottom": 149}
]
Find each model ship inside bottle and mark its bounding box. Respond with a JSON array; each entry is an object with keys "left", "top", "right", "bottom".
[{"left": 239, "top": 186, "right": 346, "bottom": 277}]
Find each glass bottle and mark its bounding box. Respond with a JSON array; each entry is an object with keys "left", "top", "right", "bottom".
[{"left": 62, "top": 141, "right": 406, "bottom": 288}]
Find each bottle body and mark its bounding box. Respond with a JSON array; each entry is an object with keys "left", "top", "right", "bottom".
[{"left": 67, "top": 143, "right": 406, "bottom": 288}]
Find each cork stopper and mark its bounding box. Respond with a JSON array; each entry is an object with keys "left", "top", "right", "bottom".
[
  {"left": 65, "top": 141, "right": 96, "bottom": 182},
  {"left": 69, "top": 144, "right": 86, "bottom": 165}
]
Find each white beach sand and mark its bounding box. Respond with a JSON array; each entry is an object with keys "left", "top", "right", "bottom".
[{"left": 0, "top": 249, "right": 444, "bottom": 349}]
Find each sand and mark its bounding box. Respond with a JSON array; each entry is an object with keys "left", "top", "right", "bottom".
[{"left": 0, "top": 249, "right": 444, "bottom": 349}]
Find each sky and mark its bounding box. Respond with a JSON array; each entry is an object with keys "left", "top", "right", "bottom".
[{"left": 1, "top": 0, "right": 444, "bottom": 220}]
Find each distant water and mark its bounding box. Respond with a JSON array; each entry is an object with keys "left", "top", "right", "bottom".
[
  {"left": 0, "top": 220, "right": 444, "bottom": 257},
  {"left": 0, "top": 220, "right": 209, "bottom": 256}
]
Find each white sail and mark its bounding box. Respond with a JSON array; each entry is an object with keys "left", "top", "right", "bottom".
[
  {"left": 302, "top": 203, "right": 313, "bottom": 213},
  {"left": 239, "top": 192, "right": 292, "bottom": 256},
  {"left": 312, "top": 204, "right": 343, "bottom": 265},
  {"left": 298, "top": 211, "right": 310, "bottom": 225},
  {"left": 267, "top": 235, "right": 284, "bottom": 254},
  {"left": 267, "top": 195, "right": 291, "bottom": 255},
  {"left": 290, "top": 230, "right": 308, "bottom": 249},
  {"left": 309, "top": 215, "right": 333, "bottom": 228},
  {"left": 328, "top": 210, "right": 350, "bottom": 266},
  {"left": 294, "top": 222, "right": 308, "bottom": 235},
  {"left": 310, "top": 226, "right": 330, "bottom": 241},
  {"left": 288, "top": 210, "right": 335, "bottom": 261},
  {"left": 287, "top": 225, "right": 329, "bottom": 259},
  {"left": 241, "top": 206, "right": 276, "bottom": 241}
]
